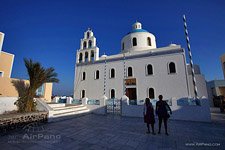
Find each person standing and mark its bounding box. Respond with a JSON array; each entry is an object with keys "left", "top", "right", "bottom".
[
  {"left": 156, "top": 95, "right": 172, "bottom": 135},
  {"left": 143, "top": 98, "right": 156, "bottom": 135}
]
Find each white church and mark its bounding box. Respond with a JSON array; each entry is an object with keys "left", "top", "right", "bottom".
[{"left": 74, "top": 22, "right": 208, "bottom": 102}]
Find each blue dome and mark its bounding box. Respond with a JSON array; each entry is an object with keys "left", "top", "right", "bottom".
[{"left": 127, "top": 29, "right": 148, "bottom": 34}]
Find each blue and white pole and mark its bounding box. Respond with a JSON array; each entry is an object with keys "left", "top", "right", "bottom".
[
  {"left": 103, "top": 56, "right": 107, "bottom": 96},
  {"left": 183, "top": 15, "right": 199, "bottom": 104},
  {"left": 123, "top": 53, "right": 126, "bottom": 95}
]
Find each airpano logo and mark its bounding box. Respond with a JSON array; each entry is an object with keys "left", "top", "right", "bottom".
[
  {"left": 23, "top": 122, "right": 45, "bottom": 132},
  {"left": 8, "top": 122, "right": 61, "bottom": 144}
]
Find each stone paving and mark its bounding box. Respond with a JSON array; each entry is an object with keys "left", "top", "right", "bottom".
[{"left": 0, "top": 112, "right": 225, "bottom": 150}]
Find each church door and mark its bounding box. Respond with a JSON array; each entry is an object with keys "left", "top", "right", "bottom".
[{"left": 126, "top": 88, "right": 137, "bottom": 100}]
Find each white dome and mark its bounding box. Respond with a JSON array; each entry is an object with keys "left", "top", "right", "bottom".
[
  {"left": 101, "top": 54, "right": 107, "bottom": 58},
  {"left": 121, "top": 22, "right": 157, "bottom": 53},
  {"left": 132, "top": 22, "right": 142, "bottom": 30},
  {"left": 169, "top": 43, "right": 177, "bottom": 47}
]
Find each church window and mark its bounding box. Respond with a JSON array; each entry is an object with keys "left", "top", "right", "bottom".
[
  {"left": 169, "top": 62, "right": 176, "bottom": 74},
  {"left": 82, "top": 72, "right": 86, "bottom": 80},
  {"left": 147, "top": 37, "right": 151, "bottom": 46},
  {"left": 87, "top": 32, "right": 90, "bottom": 38},
  {"left": 95, "top": 70, "right": 99, "bottom": 79},
  {"left": 83, "top": 41, "right": 87, "bottom": 49},
  {"left": 146, "top": 64, "right": 153, "bottom": 75},
  {"left": 79, "top": 53, "right": 83, "bottom": 63},
  {"left": 110, "top": 68, "right": 115, "bottom": 78},
  {"left": 0, "top": 71, "right": 3, "bottom": 77},
  {"left": 88, "top": 40, "right": 92, "bottom": 48},
  {"left": 81, "top": 90, "right": 86, "bottom": 98},
  {"left": 91, "top": 51, "right": 94, "bottom": 62},
  {"left": 133, "top": 37, "right": 137, "bottom": 46},
  {"left": 122, "top": 42, "right": 125, "bottom": 50},
  {"left": 110, "top": 89, "right": 115, "bottom": 99},
  {"left": 148, "top": 88, "right": 155, "bottom": 99},
  {"left": 85, "top": 52, "right": 88, "bottom": 62},
  {"left": 128, "top": 67, "right": 133, "bottom": 77}
]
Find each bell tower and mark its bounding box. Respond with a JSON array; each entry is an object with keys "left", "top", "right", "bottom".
[{"left": 76, "top": 28, "right": 99, "bottom": 64}]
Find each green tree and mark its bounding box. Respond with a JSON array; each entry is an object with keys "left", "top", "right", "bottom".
[{"left": 13, "top": 58, "right": 59, "bottom": 112}]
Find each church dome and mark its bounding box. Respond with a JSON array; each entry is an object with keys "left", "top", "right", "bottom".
[
  {"left": 169, "top": 43, "right": 177, "bottom": 47},
  {"left": 101, "top": 54, "right": 107, "bottom": 58},
  {"left": 121, "top": 22, "right": 157, "bottom": 53}
]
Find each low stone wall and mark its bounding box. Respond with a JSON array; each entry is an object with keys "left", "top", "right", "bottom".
[
  {"left": 121, "top": 96, "right": 211, "bottom": 122},
  {"left": 0, "top": 111, "right": 48, "bottom": 133}
]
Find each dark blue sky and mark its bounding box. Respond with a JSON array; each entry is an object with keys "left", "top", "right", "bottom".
[{"left": 1, "top": 0, "right": 225, "bottom": 96}]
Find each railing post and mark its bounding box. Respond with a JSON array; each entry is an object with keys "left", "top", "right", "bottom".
[{"left": 113, "top": 98, "right": 115, "bottom": 114}]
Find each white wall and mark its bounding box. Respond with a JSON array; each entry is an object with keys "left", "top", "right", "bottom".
[
  {"left": 121, "top": 97, "right": 211, "bottom": 122},
  {"left": 74, "top": 50, "right": 189, "bottom": 101},
  {"left": 170, "top": 98, "right": 211, "bottom": 122},
  {"left": 188, "top": 75, "right": 208, "bottom": 98},
  {"left": 0, "top": 97, "right": 52, "bottom": 115},
  {"left": 0, "top": 97, "right": 17, "bottom": 114},
  {"left": 0, "top": 32, "right": 4, "bottom": 53}
]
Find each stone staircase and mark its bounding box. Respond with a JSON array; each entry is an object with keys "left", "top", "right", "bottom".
[{"left": 48, "top": 103, "right": 90, "bottom": 122}]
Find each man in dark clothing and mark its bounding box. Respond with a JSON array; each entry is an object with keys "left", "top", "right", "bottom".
[{"left": 156, "top": 95, "right": 172, "bottom": 135}]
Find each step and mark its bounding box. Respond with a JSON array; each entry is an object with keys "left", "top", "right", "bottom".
[
  {"left": 52, "top": 106, "right": 88, "bottom": 114},
  {"left": 53, "top": 105, "right": 85, "bottom": 111},
  {"left": 48, "top": 103, "right": 65, "bottom": 108},
  {"left": 52, "top": 108, "right": 90, "bottom": 117}
]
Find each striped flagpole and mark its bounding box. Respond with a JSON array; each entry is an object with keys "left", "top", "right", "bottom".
[
  {"left": 183, "top": 15, "right": 198, "bottom": 100},
  {"left": 103, "top": 56, "right": 107, "bottom": 95},
  {"left": 123, "top": 53, "right": 126, "bottom": 95}
]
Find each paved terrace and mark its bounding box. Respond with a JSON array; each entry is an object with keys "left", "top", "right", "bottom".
[{"left": 0, "top": 111, "right": 225, "bottom": 150}]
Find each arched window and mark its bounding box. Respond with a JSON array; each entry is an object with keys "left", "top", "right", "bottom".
[
  {"left": 128, "top": 67, "right": 133, "bottom": 77},
  {"left": 79, "top": 53, "right": 83, "bottom": 63},
  {"left": 149, "top": 88, "right": 155, "bottom": 99},
  {"left": 82, "top": 72, "right": 86, "bottom": 80},
  {"left": 87, "top": 32, "right": 90, "bottom": 38},
  {"left": 110, "top": 68, "right": 115, "bottom": 78},
  {"left": 122, "top": 42, "right": 124, "bottom": 50},
  {"left": 132, "top": 37, "right": 137, "bottom": 46},
  {"left": 85, "top": 52, "right": 88, "bottom": 62},
  {"left": 169, "top": 62, "right": 176, "bottom": 74},
  {"left": 147, "top": 64, "right": 153, "bottom": 75},
  {"left": 95, "top": 70, "right": 99, "bottom": 79},
  {"left": 91, "top": 51, "right": 94, "bottom": 62},
  {"left": 83, "top": 41, "right": 87, "bottom": 49},
  {"left": 110, "top": 89, "right": 115, "bottom": 99},
  {"left": 88, "top": 40, "right": 92, "bottom": 48},
  {"left": 81, "top": 90, "right": 85, "bottom": 98},
  {"left": 147, "top": 37, "right": 151, "bottom": 46}
]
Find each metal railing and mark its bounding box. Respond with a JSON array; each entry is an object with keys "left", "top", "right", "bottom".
[
  {"left": 106, "top": 98, "right": 121, "bottom": 114},
  {"left": 58, "top": 98, "right": 67, "bottom": 103},
  {"left": 87, "top": 99, "right": 100, "bottom": 105},
  {"left": 72, "top": 99, "right": 82, "bottom": 104},
  {"left": 177, "top": 98, "right": 201, "bottom": 106}
]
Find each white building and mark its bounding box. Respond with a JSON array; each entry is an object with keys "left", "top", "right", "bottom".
[{"left": 74, "top": 22, "right": 208, "bottom": 102}]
